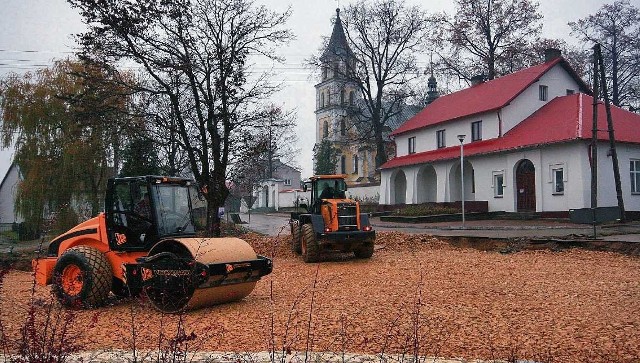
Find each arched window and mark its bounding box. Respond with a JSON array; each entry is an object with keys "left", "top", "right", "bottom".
[
  {"left": 323, "top": 121, "right": 329, "bottom": 138},
  {"left": 353, "top": 155, "right": 359, "bottom": 174},
  {"left": 340, "top": 119, "right": 346, "bottom": 136},
  {"left": 321, "top": 92, "right": 325, "bottom": 108},
  {"left": 322, "top": 67, "right": 327, "bottom": 80},
  {"left": 340, "top": 155, "right": 346, "bottom": 174},
  {"left": 340, "top": 89, "right": 345, "bottom": 105},
  {"left": 349, "top": 91, "right": 355, "bottom": 105}
]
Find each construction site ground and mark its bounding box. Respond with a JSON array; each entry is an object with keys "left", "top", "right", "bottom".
[{"left": 1, "top": 215, "right": 639, "bottom": 362}]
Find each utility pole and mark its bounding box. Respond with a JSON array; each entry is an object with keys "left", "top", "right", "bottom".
[
  {"left": 595, "top": 43, "right": 626, "bottom": 221},
  {"left": 591, "top": 45, "right": 599, "bottom": 238}
]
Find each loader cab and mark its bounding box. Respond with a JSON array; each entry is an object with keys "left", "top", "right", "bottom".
[
  {"left": 105, "top": 176, "right": 207, "bottom": 251},
  {"left": 307, "top": 175, "right": 348, "bottom": 213}
]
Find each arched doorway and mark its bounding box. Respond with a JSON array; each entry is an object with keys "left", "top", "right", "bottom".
[
  {"left": 417, "top": 165, "right": 437, "bottom": 203},
  {"left": 449, "top": 161, "right": 475, "bottom": 201},
  {"left": 515, "top": 159, "right": 536, "bottom": 212},
  {"left": 392, "top": 170, "right": 407, "bottom": 204}
]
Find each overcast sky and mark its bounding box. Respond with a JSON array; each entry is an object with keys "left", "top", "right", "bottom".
[{"left": 0, "top": 0, "right": 616, "bottom": 182}]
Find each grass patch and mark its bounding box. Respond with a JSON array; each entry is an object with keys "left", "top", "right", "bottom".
[{"left": 395, "top": 204, "right": 459, "bottom": 217}]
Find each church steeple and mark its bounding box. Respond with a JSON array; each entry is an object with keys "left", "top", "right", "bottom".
[
  {"left": 426, "top": 59, "right": 439, "bottom": 105},
  {"left": 321, "top": 9, "right": 353, "bottom": 62}
]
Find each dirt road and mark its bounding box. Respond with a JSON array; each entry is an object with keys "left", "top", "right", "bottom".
[{"left": 1, "top": 232, "right": 639, "bottom": 362}]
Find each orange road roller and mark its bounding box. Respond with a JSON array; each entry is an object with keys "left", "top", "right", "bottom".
[{"left": 32, "top": 176, "right": 272, "bottom": 313}]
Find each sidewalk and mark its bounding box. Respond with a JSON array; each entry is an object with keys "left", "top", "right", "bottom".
[{"left": 237, "top": 212, "right": 640, "bottom": 243}]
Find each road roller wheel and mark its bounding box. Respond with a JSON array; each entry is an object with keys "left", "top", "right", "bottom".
[
  {"left": 301, "top": 224, "right": 319, "bottom": 263},
  {"left": 53, "top": 246, "right": 112, "bottom": 308},
  {"left": 354, "top": 241, "right": 374, "bottom": 259},
  {"left": 290, "top": 220, "right": 302, "bottom": 254}
]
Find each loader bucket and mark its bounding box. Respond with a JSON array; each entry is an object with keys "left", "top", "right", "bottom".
[{"left": 132, "top": 237, "right": 272, "bottom": 313}]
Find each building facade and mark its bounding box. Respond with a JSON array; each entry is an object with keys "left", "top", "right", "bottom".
[
  {"left": 380, "top": 51, "right": 640, "bottom": 214},
  {"left": 0, "top": 163, "right": 23, "bottom": 227}
]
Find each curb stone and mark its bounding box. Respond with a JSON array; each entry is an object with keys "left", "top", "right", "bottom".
[{"left": 3, "top": 350, "right": 516, "bottom": 363}]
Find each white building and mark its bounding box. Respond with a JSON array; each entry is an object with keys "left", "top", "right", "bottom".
[
  {"left": 379, "top": 50, "right": 640, "bottom": 215},
  {"left": 0, "top": 163, "right": 24, "bottom": 227}
]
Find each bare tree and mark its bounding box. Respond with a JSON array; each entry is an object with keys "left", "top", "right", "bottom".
[
  {"left": 230, "top": 105, "right": 299, "bottom": 195},
  {"left": 433, "top": 0, "right": 543, "bottom": 82},
  {"left": 569, "top": 0, "right": 640, "bottom": 110},
  {"left": 69, "top": 0, "right": 293, "bottom": 235}
]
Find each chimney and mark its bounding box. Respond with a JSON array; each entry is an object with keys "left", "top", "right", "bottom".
[
  {"left": 470, "top": 74, "right": 486, "bottom": 86},
  {"left": 545, "top": 48, "right": 562, "bottom": 62}
]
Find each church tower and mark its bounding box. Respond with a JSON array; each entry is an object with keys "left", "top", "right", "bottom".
[{"left": 314, "top": 9, "right": 375, "bottom": 184}]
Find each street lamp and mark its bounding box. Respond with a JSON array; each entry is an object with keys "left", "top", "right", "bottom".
[{"left": 457, "top": 134, "right": 466, "bottom": 228}]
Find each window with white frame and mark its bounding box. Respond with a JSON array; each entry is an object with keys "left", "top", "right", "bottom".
[
  {"left": 552, "top": 167, "right": 564, "bottom": 194},
  {"left": 539, "top": 85, "right": 548, "bottom": 101},
  {"left": 631, "top": 159, "right": 640, "bottom": 194},
  {"left": 408, "top": 136, "right": 416, "bottom": 154},
  {"left": 471, "top": 121, "right": 482, "bottom": 141},
  {"left": 493, "top": 172, "right": 504, "bottom": 198},
  {"left": 436, "top": 129, "right": 446, "bottom": 148}
]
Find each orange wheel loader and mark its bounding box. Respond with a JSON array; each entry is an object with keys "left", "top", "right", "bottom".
[
  {"left": 289, "top": 175, "right": 375, "bottom": 262},
  {"left": 32, "top": 176, "right": 272, "bottom": 313}
]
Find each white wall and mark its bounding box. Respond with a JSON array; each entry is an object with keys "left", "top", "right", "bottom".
[
  {"left": 502, "top": 65, "right": 582, "bottom": 134},
  {"left": 345, "top": 184, "right": 379, "bottom": 203},
  {"left": 278, "top": 190, "right": 311, "bottom": 209},
  {"left": 394, "top": 111, "right": 500, "bottom": 157},
  {"left": 380, "top": 141, "right": 640, "bottom": 212},
  {"left": 0, "top": 165, "right": 23, "bottom": 224}
]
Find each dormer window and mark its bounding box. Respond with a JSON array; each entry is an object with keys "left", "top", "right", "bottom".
[
  {"left": 436, "top": 130, "right": 446, "bottom": 148},
  {"left": 471, "top": 121, "right": 482, "bottom": 141},
  {"left": 539, "top": 85, "right": 548, "bottom": 101},
  {"left": 408, "top": 137, "right": 416, "bottom": 154}
]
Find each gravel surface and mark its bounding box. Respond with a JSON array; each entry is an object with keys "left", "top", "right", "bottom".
[{"left": 1, "top": 232, "right": 639, "bottom": 362}]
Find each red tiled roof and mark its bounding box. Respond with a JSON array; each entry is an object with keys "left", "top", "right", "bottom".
[
  {"left": 391, "top": 58, "right": 589, "bottom": 136},
  {"left": 381, "top": 93, "right": 640, "bottom": 169}
]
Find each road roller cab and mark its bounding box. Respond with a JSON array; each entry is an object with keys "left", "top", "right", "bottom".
[
  {"left": 289, "top": 175, "right": 375, "bottom": 262},
  {"left": 33, "top": 175, "right": 272, "bottom": 313}
]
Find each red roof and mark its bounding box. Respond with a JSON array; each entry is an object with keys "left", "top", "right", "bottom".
[
  {"left": 391, "top": 58, "right": 588, "bottom": 136},
  {"left": 381, "top": 93, "right": 640, "bottom": 169}
]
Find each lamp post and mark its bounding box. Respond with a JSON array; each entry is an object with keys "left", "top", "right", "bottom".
[{"left": 457, "top": 134, "right": 466, "bottom": 228}]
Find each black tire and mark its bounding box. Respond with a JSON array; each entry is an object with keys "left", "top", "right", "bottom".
[
  {"left": 301, "top": 223, "right": 320, "bottom": 263},
  {"left": 53, "top": 246, "right": 112, "bottom": 308},
  {"left": 354, "top": 241, "right": 374, "bottom": 259},
  {"left": 290, "top": 220, "right": 302, "bottom": 254}
]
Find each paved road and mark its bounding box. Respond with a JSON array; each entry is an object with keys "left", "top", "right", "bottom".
[{"left": 235, "top": 212, "right": 640, "bottom": 242}]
